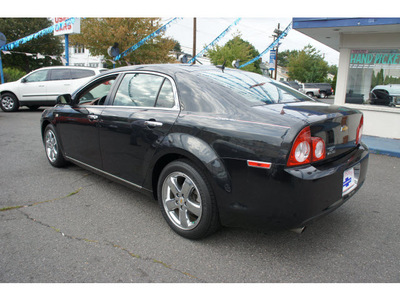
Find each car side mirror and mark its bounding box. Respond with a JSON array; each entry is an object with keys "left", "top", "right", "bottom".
[
  {"left": 21, "top": 78, "right": 27, "bottom": 83},
  {"left": 56, "top": 94, "right": 73, "bottom": 105}
]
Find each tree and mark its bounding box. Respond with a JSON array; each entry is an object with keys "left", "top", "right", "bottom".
[
  {"left": 173, "top": 40, "right": 182, "bottom": 53},
  {"left": 277, "top": 49, "right": 299, "bottom": 67},
  {"left": 207, "top": 33, "right": 262, "bottom": 74},
  {"left": 288, "top": 44, "right": 329, "bottom": 83},
  {"left": 70, "top": 18, "right": 175, "bottom": 66},
  {"left": 0, "top": 18, "right": 64, "bottom": 73},
  {"left": 173, "top": 40, "right": 182, "bottom": 59}
]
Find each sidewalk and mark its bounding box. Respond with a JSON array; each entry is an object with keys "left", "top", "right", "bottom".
[{"left": 362, "top": 135, "right": 400, "bottom": 158}]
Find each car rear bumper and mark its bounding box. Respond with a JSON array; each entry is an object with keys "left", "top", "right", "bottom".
[{"left": 216, "top": 143, "right": 369, "bottom": 230}]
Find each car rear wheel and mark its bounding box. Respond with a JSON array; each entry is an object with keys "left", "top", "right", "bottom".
[
  {"left": 1, "top": 93, "right": 20, "bottom": 112},
  {"left": 306, "top": 92, "right": 314, "bottom": 97},
  {"left": 157, "top": 159, "right": 220, "bottom": 239},
  {"left": 44, "top": 124, "right": 67, "bottom": 168}
]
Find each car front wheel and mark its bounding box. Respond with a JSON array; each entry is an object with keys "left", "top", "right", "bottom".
[
  {"left": 44, "top": 124, "right": 67, "bottom": 168},
  {"left": 1, "top": 93, "right": 20, "bottom": 112},
  {"left": 157, "top": 159, "right": 220, "bottom": 239}
]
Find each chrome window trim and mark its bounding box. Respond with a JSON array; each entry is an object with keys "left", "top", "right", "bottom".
[
  {"left": 77, "top": 70, "right": 180, "bottom": 111},
  {"left": 111, "top": 71, "right": 180, "bottom": 110}
]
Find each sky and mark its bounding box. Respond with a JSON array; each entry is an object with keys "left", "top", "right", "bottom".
[
  {"left": 6, "top": 0, "right": 398, "bottom": 68},
  {"left": 163, "top": 17, "right": 340, "bottom": 66}
]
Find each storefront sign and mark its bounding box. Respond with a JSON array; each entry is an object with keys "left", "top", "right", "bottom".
[
  {"left": 269, "top": 50, "right": 276, "bottom": 70},
  {"left": 350, "top": 50, "right": 400, "bottom": 68},
  {"left": 53, "top": 17, "right": 80, "bottom": 36}
]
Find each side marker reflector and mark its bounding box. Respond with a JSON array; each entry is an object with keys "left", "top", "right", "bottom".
[{"left": 247, "top": 160, "right": 272, "bottom": 169}]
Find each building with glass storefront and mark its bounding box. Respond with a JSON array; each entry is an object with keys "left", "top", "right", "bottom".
[{"left": 293, "top": 18, "right": 400, "bottom": 139}]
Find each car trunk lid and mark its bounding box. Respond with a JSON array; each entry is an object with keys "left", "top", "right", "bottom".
[
  {"left": 252, "top": 102, "right": 363, "bottom": 161},
  {"left": 281, "top": 102, "right": 363, "bottom": 160}
]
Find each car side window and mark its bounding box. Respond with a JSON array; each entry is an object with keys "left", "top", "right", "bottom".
[
  {"left": 113, "top": 73, "right": 164, "bottom": 107},
  {"left": 24, "top": 70, "right": 49, "bottom": 82},
  {"left": 155, "top": 79, "right": 175, "bottom": 108},
  {"left": 71, "top": 69, "right": 95, "bottom": 79},
  {"left": 50, "top": 69, "right": 72, "bottom": 81},
  {"left": 77, "top": 77, "right": 117, "bottom": 105}
]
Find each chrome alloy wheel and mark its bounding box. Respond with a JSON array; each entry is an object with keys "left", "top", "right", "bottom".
[
  {"left": 1, "top": 95, "right": 15, "bottom": 111},
  {"left": 161, "top": 171, "right": 202, "bottom": 230},
  {"left": 45, "top": 129, "right": 58, "bottom": 163}
]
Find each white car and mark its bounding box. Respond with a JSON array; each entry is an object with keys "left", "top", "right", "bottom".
[
  {"left": 370, "top": 84, "right": 400, "bottom": 107},
  {"left": 0, "top": 66, "right": 107, "bottom": 112}
]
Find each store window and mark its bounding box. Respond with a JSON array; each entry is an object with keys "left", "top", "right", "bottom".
[
  {"left": 74, "top": 44, "right": 85, "bottom": 54},
  {"left": 346, "top": 49, "right": 400, "bottom": 108}
]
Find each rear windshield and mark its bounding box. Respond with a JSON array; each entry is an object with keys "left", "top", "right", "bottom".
[{"left": 198, "top": 69, "right": 312, "bottom": 105}]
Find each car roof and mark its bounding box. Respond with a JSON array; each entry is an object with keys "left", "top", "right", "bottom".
[
  {"left": 31, "top": 66, "right": 106, "bottom": 72},
  {"left": 98, "top": 64, "right": 237, "bottom": 77},
  {"left": 40, "top": 66, "right": 105, "bottom": 69}
]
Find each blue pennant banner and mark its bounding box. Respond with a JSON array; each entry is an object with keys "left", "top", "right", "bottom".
[
  {"left": 187, "top": 18, "right": 241, "bottom": 65},
  {"left": 239, "top": 22, "right": 292, "bottom": 69},
  {"left": 0, "top": 18, "right": 76, "bottom": 51},
  {"left": 114, "top": 17, "right": 182, "bottom": 61}
]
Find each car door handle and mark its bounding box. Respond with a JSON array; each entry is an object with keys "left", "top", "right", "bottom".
[{"left": 144, "top": 120, "right": 163, "bottom": 128}]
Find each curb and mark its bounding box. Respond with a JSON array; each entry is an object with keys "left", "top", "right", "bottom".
[{"left": 362, "top": 135, "right": 400, "bottom": 158}]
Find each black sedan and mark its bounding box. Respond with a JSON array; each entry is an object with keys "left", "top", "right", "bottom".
[{"left": 40, "top": 64, "right": 369, "bottom": 239}]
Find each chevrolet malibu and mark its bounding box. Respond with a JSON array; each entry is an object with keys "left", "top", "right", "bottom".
[{"left": 40, "top": 64, "right": 369, "bottom": 239}]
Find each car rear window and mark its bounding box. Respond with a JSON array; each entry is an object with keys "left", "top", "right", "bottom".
[
  {"left": 50, "top": 69, "right": 71, "bottom": 80},
  {"left": 71, "top": 69, "right": 96, "bottom": 79},
  {"left": 198, "top": 69, "right": 311, "bottom": 105}
]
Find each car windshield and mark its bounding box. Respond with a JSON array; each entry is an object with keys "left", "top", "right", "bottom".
[{"left": 198, "top": 69, "right": 311, "bottom": 105}]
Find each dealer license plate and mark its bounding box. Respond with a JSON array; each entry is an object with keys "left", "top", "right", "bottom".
[{"left": 343, "top": 167, "right": 356, "bottom": 195}]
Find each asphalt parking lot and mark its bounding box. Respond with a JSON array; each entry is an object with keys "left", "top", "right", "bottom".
[{"left": 1, "top": 107, "right": 399, "bottom": 283}]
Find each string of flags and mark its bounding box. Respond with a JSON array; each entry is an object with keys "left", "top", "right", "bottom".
[
  {"left": 1, "top": 17, "right": 292, "bottom": 71},
  {"left": 187, "top": 18, "right": 241, "bottom": 64},
  {"left": 114, "top": 17, "right": 182, "bottom": 61},
  {"left": 1, "top": 50, "right": 59, "bottom": 60},
  {"left": 239, "top": 22, "right": 292, "bottom": 69},
  {"left": 0, "top": 18, "right": 76, "bottom": 51}
]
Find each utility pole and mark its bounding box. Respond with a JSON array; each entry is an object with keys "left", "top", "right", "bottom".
[
  {"left": 272, "top": 23, "right": 282, "bottom": 80},
  {"left": 192, "top": 18, "right": 197, "bottom": 64}
]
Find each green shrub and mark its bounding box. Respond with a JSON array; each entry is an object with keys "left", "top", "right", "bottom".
[{"left": 3, "top": 68, "right": 26, "bottom": 83}]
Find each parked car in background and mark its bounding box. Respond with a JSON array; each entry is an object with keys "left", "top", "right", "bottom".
[
  {"left": 280, "top": 80, "right": 301, "bottom": 90},
  {"left": 313, "top": 83, "right": 334, "bottom": 98},
  {"left": 0, "top": 66, "right": 107, "bottom": 112},
  {"left": 299, "top": 83, "right": 321, "bottom": 98},
  {"left": 40, "top": 64, "right": 368, "bottom": 239},
  {"left": 370, "top": 84, "right": 400, "bottom": 107}
]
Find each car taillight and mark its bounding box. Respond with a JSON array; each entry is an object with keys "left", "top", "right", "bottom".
[
  {"left": 356, "top": 115, "right": 364, "bottom": 145},
  {"left": 312, "top": 137, "right": 326, "bottom": 161},
  {"left": 287, "top": 126, "right": 326, "bottom": 167}
]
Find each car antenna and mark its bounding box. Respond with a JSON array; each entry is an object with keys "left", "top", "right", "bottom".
[{"left": 216, "top": 60, "right": 227, "bottom": 73}]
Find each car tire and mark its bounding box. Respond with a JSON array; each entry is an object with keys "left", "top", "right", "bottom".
[
  {"left": 43, "top": 124, "right": 67, "bottom": 168},
  {"left": 320, "top": 92, "right": 326, "bottom": 98},
  {"left": 306, "top": 92, "right": 314, "bottom": 97},
  {"left": 1, "top": 92, "right": 20, "bottom": 112},
  {"left": 157, "top": 159, "right": 220, "bottom": 239}
]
